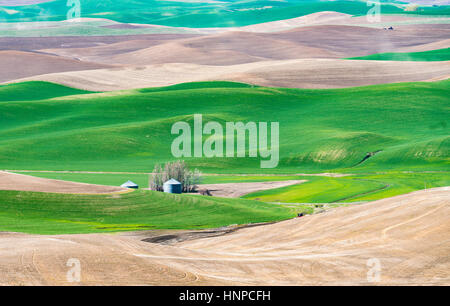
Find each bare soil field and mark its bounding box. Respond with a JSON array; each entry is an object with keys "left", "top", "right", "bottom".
[
  {"left": 0, "top": 50, "right": 111, "bottom": 83},
  {"left": 0, "top": 34, "right": 198, "bottom": 83},
  {"left": 36, "top": 24, "right": 450, "bottom": 66},
  {"left": 2, "top": 21, "right": 449, "bottom": 85},
  {"left": 270, "top": 24, "right": 450, "bottom": 56},
  {"left": 0, "top": 171, "right": 126, "bottom": 194},
  {"left": 0, "top": 34, "right": 198, "bottom": 52},
  {"left": 197, "top": 180, "right": 306, "bottom": 198},
  {"left": 0, "top": 187, "right": 448, "bottom": 285},
  {"left": 10, "top": 58, "right": 449, "bottom": 91},
  {"left": 0, "top": 0, "right": 50, "bottom": 5},
  {"left": 398, "top": 39, "right": 450, "bottom": 52}
]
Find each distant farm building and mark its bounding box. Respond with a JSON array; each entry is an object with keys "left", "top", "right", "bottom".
[
  {"left": 163, "top": 179, "right": 182, "bottom": 194},
  {"left": 121, "top": 180, "right": 139, "bottom": 189}
]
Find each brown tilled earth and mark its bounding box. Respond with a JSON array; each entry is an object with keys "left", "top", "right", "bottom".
[
  {"left": 197, "top": 180, "right": 306, "bottom": 198},
  {"left": 35, "top": 24, "right": 450, "bottom": 66},
  {"left": 12, "top": 59, "right": 449, "bottom": 91},
  {"left": 0, "top": 34, "right": 199, "bottom": 51},
  {"left": 0, "top": 171, "right": 127, "bottom": 194},
  {"left": 0, "top": 187, "right": 448, "bottom": 285},
  {"left": 0, "top": 50, "right": 111, "bottom": 83},
  {"left": 2, "top": 20, "right": 450, "bottom": 89}
]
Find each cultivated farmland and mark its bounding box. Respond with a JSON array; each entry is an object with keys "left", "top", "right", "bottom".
[{"left": 0, "top": 2, "right": 449, "bottom": 286}]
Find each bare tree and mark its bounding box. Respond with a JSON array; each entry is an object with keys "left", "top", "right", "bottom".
[{"left": 149, "top": 161, "right": 202, "bottom": 193}]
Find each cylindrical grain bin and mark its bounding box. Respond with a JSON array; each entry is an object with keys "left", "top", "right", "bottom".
[{"left": 163, "top": 179, "right": 182, "bottom": 194}]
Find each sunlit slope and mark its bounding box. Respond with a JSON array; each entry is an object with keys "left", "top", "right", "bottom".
[
  {"left": 0, "top": 80, "right": 448, "bottom": 173},
  {"left": 0, "top": 189, "right": 294, "bottom": 234},
  {"left": 2, "top": 0, "right": 445, "bottom": 27},
  {"left": 0, "top": 81, "right": 93, "bottom": 102},
  {"left": 349, "top": 48, "right": 450, "bottom": 62},
  {"left": 244, "top": 172, "right": 450, "bottom": 203}
]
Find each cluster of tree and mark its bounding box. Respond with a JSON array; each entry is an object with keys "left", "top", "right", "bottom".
[{"left": 149, "top": 160, "right": 202, "bottom": 193}]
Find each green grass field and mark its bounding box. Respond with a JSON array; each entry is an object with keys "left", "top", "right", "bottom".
[
  {"left": 20, "top": 171, "right": 450, "bottom": 204},
  {"left": 0, "top": 80, "right": 448, "bottom": 173},
  {"left": 8, "top": 169, "right": 447, "bottom": 235},
  {"left": 245, "top": 176, "right": 385, "bottom": 203},
  {"left": 1, "top": 80, "right": 448, "bottom": 235},
  {"left": 349, "top": 48, "right": 450, "bottom": 62},
  {"left": 2, "top": 0, "right": 447, "bottom": 27},
  {"left": 0, "top": 189, "right": 297, "bottom": 235},
  {"left": 0, "top": 81, "right": 92, "bottom": 102},
  {"left": 244, "top": 172, "right": 450, "bottom": 203},
  {"left": 1, "top": 2, "right": 449, "bottom": 237}
]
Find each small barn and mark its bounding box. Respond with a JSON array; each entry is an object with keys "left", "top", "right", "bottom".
[
  {"left": 121, "top": 180, "right": 139, "bottom": 189},
  {"left": 163, "top": 179, "right": 182, "bottom": 194}
]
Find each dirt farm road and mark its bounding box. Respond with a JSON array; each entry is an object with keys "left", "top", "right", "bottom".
[
  {"left": 0, "top": 171, "right": 127, "bottom": 194},
  {"left": 196, "top": 180, "right": 306, "bottom": 198}
]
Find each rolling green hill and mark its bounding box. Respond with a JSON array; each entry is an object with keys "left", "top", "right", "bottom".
[
  {"left": 2, "top": 0, "right": 447, "bottom": 27},
  {"left": 348, "top": 48, "right": 450, "bottom": 62},
  {"left": 0, "top": 80, "right": 448, "bottom": 173},
  {"left": 0, "top": 81, "right": 93, "bottom": 102},
  {"left": 0, "top": 189, "right": 295, "bottom": 234}
]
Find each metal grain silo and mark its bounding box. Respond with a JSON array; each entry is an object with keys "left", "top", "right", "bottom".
[
  {"left": 163, "top": 179, "right": 182, "bottom": 194},
  {"left": 120, "top": 180, "right": 139, "bottom": 189}
]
